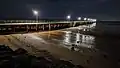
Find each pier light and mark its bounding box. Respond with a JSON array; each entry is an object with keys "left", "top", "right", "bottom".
[
  {"left": 92, "top": 19, "right": 97, "bottom": 22},
  {"left": 67, "top": 15, "right": 71, "bottom": 20},
  {"left": 77, "top": 17, "right": 81, "bottom": 20},
  {"left": 84, "top": 18, "right": 87, "bottom": 21},
  {"left": 87, "top": 18, "right": 90, "bottom": 21},
  {"left": 33, "top": 10, "right": 38, "bottom": 16},
  {"left": 93, "top": 19, "right": 97, "bottom": 22}
]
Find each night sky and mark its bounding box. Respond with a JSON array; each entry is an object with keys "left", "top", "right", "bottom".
[{"left": 0, "top": 0, "right": 120, "bottom": 20}]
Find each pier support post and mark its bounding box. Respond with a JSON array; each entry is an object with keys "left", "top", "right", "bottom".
[
  {"left": 26, "top": 25, "right": 28, "bottom": 32},
  {"left": 73, "top": 21, "right": 76, "bottom": 27},
  {"left": 43, "top": 24, "right": 44, "bottom": 30},
  {"left": 48, "top": 23, "right": 51, "bottom": 39},
  {"left": 49, "top": 23, "right": 51, "bottom": 31},
  {"left": 36, "top": 24, "right": 37, "bottom": 31},
  {"left": 13, "top": 26, "right": 15, "bottom": 33}
]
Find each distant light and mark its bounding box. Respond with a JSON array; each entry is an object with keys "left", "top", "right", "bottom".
[
  {"left": 84, "top": 18, "right": 87, "bottom": 20},
  {"left": 77, "top": 17, "right": 81, "bottom": 20},
  {"left": 87, "top": 18, "right": 97, "bottom": 22},
  {"left": 67, "top": 15, "right": 71, "bottom": 20}
]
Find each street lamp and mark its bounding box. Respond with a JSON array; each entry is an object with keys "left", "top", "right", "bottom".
[
  {"left": 32, "top": 10, "right": 39, "bottom": 22},
  {"left": 84, "top": 18, "right": 87, "bottom": 21},
  {"left": 66, "top": 15, "right": 72, "bottom": 27},
  {"left": 67, "top": 15, "right": 71, "bottom": 20},
  {"left": 88, "top": 18, "right": 93, "bottom": 22},
  {"left": 77, "top": 17, "right": 81, "bottom": 20}
]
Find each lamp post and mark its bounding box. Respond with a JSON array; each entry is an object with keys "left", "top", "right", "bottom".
[
  {"left": 67, "top": 15, "right": 71, "bottom": 26},
  {"left": 67, "top": 15, "right": 71, "bottom": 21},
  {"left": 32, "top": 10, "right": 39, "bottom": 31},
  {"left": 32, "top": 10, "right": 39, "bottom": 22}
]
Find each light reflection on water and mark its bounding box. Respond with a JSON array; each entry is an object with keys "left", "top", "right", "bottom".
[
  {"left": 62, "top": 31, "right": 95, "bottom": 49},
  {"left": 63, "top": 31, "right": 71, "bottom": 44},
  {"left": 43, "top": 29, "right": 96, "bottom": 52}
]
